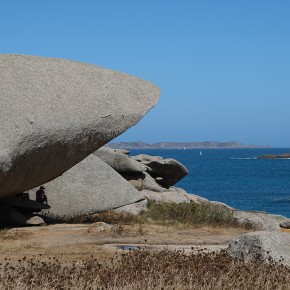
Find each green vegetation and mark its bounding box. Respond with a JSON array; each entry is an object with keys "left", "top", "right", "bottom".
[
  {"left": 140, "top": 200, "right": 245, "bottom": 228},
  {"left": 71, "top": 200, "right": 253, "bottom": 230}
]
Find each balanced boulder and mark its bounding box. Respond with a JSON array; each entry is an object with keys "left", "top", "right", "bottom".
[
  {"left": 29, "top": 155, "right": 145, "bottom": 219},
  {"left": 0, "top": 54, "right": 159, "bottom": 198}
]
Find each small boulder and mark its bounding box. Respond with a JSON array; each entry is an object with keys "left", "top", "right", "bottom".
[
  {"left": 227, "top": 231, "right": 290, "bottom": 265},
  {"left": 280, "top": 220, "right": 290, "bottom": 229}
]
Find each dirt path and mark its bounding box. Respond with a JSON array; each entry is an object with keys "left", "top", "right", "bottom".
[{"left": 0, "top": 223, "right": 250, "bottom": 264}]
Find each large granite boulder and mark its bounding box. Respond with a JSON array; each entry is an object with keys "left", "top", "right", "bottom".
[
  {"left": 29, "top": 155, "right": 145, "bottom": 219},
  {"left": 94, "top": 147, "right": 147, "bottom": 173},
  {"left": 131, "top": 154, "right": 188, "bottom": 188},
  {"left": 227, "top": 231, "right": 290, "bottom": 265},
  {"left": 0, "top": 55, "right": 159, "bottom": 198}
]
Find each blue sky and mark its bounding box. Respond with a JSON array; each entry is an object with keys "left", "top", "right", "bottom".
[{"left": 1, "top": 1, "right": 290, "bottom": 147}]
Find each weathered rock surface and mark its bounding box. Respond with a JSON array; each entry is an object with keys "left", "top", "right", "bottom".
[
  {"left": 29, "top": 155, "right": 145, "bottom": 219},
  {"left": 142, "top": 188, "right": 192, "bottom": 204},
  {"left": 183, "top": 192, "right": 209, "bottom": 203},
  {"left": 142, "top": 172, "right": 165, "bottom": 192},
  {"left": 211, "top": 201, "right": 235, "bottom": 210},
  {"left": 94, "top": 147, "right": 147, "bottom": 173},
  {"left": 233, "top": 210, "right": 287, "bottom": 231},
  {"left": 131, "top": 154, "right": 188, "bottom": 188},
  {"left": 0, "top": 54, "right": 159, "bottom": 198},
  {"left": 227, "top": 231, "right": 290, "bottom": 265},
  {"left": 113, "top": 199, "right": 148, "bottom": 215}
]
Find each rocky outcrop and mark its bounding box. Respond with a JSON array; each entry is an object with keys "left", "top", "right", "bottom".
[
  {"left": 227, "top": 231, "right": 290, "bottom": 265},
  {"left": 233, "top": 211, "right": 287, "bottom": 231},
  {"left": 0, "top": 54, "right": 159, "bottom": 198},
  {"left": 29, "top": 155, "right": 144, "bottom": 219},
  {"left": 94, "top": 147, "right": 188, "bottom": 193},
  {"left": 141, "top": 187, "right": 208, "bottom": 204},
  {"left": 131, "top": 154, "right": 188, "bottom": 188}
]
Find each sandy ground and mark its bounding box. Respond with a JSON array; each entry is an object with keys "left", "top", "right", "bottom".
[{"left": 0, "top": 223, "right": 250, "bottom": 265}]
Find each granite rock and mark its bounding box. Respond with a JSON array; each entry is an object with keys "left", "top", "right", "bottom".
[
  {"left": 233, "top": 210, "right": 287, "bottom": 231},
  {"left": 94, "top": 147, "right": 147, "bottom": 173},
  {"left": 113, "top": 199, "right": 148, "bottom": 215},
  {"left": 29, "top": 155, "right": 145, "bottom": 219},
  {"left": 227, "top": 231, "right": 290, "bottom": 265},
  {"left": 131, "top": 154, "right": 188, "bottom": 188},
  {"left": 0, "top": 54, "right": 159, "bottom": 198}
]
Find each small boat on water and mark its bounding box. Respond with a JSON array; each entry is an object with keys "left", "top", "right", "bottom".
[{"left": 200, "top": 151, "right": 202, "bottom": 156}]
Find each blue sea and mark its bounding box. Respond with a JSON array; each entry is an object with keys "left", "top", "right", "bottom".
[{"left": 130, "top": 148, "right": 290, "bottom": 218}]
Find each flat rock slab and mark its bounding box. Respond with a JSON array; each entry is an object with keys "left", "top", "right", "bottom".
[
  {"left": 0, "top": 54, "right": 159, "bottom": 198},
  {"left": 0, "top": 198, "right": 50, "bottom": 211},
  {"left": 29, "top": 155, "right": 145, "bottom": 219}
]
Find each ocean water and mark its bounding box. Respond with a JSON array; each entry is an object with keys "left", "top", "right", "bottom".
[{"left": 129, "top": 148, "right": 290, "bottom": 218}]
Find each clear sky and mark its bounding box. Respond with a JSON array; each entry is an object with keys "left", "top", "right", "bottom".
[{"left": 1, "top": 1, "right": 290, "bottom": 147}]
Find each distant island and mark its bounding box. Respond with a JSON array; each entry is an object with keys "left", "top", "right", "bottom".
[
  {"left": 257, "top": 153, "right": 290, "bottom": 159},
  {"left": 108, "top": 141, "right": 272, "bottom": 149}
]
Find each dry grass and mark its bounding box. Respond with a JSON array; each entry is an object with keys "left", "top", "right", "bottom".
[
  {"left": 0, "top": 249, "right": 289, "bottom": 289},
  {"left": 0, "top": 202, "right": 261, "bottom": 289}
]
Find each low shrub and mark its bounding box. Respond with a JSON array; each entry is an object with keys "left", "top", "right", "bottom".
[{"left": 140, "top": 200, "right": 253, "bottom": 229}]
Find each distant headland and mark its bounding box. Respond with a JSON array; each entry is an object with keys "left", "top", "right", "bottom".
[{"left": 108, "top": 141, "right": 272, "bottom": 149}]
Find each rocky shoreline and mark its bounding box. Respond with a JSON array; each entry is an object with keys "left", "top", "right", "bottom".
[{"left": 0, "top": 55, "right": 289, "bottom": 267}]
